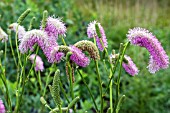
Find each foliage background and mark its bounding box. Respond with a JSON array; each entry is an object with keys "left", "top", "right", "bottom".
[{"left": 0, "top": 0, "right": 170, "bottom": 113}]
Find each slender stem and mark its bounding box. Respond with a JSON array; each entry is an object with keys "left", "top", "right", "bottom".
[
  {"left": 4, "top": 41, "right": 7, "bottom": 67},
  {"left": 61, "top": 37, "right": 67, "bottom": 46},
  {"left": 114, "top": 42, "right": 129, "bottom": 112},
  {"left": 94, "top": 60, "right": 103, "bottom": 113},
  {"left": 77, "top": 69, "right": 99, "bottom": 113},
  {"left": 59, "top": 81, "right": 70, "bottom": 103},
  {"left": 0, "top": 61, "right": 12, "bottom": 112},
  {"left": 37, "top": 71, "right": 42, "bottom": 92},
  {"left": 8, "top": 31, "right": 17, "bottom": 67},
  {"left": 43, "top": 70, "right": 53, "bottom": 96},
  {"left": 67, "top": 62, "right": 76, "bottom": 113},
  {"left": 109, "top": 69, "right": 113, "bottom": 113},
  {"left": 15, "top": 25, "right": 22, "bottom": 67}
]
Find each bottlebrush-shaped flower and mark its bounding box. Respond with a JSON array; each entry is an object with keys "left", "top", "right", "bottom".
[
  {"left": 29, "top": 54, "right": 44, "bottom": 71},
  {"left": 122, "top": 55, "right": 139, "bottom": 76},
  {"left": 69, "top": 46, "right": 90, "bottom": 67},
  {"left": 74, "top": 40, "right": 100, "bottom": 60},
  {"left": 127, "top": 27, "right": 169, "bottom": 73},
  {"left": 44, "top": 46, "right": 64, "bottom": 63},
  {"left": 0, "top": 99, "right": 5, "bottom": 113},
  {"left": 19, "top": 29, "right": 49, "bottom": 53},
  {"left": 41, "top": 16, "right": 67, "bottom": 39},
  {"left": 87, "top": 21, "right": 108, "bottom": 51},
  {"left": 0, "top": 27, "right": 8, "bottom": 42},
  {"left": 9, "top": 23, "right": 26, "bottom": 41}
]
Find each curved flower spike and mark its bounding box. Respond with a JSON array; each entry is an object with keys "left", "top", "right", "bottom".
[
  {"left": 9, "top": 23, "right": 26, "bottom": 41},
  {"left": 87, "top": 21, "right": 108, "bottom": 51},
  {"left": 19, "top": 29, "right": 48, "bottom": 53},
  {"left": 122, "top": 55, "right": 139, "bottom": 76},
  {"left": 69, "top": 46, "right": 90, "bottom": 67},
  {"left": 127, "top": 27, "right": 169, "bottom": 73},
  {"left": 41, "top": 16, "right": 66, "bottom": 39},
  {"left": 29, "top": 54, "right": 44, "bottom": 71},
  {"left": 74, "top": 40, "right": 100, "bottom": 60}
]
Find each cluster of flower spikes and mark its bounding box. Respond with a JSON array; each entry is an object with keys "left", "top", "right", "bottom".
[
  {"left": 0, "top": 99, "right": 5, "bottom": 113},
  {"left": 110, "top": 53, "right": 139, "bottom": 76},
  {"left": 15, "top": 16, "right": 99, "bottom": 67},
  {"left": 87, "top": 20, "right": 108, "bottom": 51},
  {"left": 127, "top": 27, "right": 169, "bottom": 73}
]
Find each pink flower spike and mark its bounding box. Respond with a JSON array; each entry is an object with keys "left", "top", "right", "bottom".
[
  {"left": 70, "top": 46, "right": 90, "bottom": 67},
  {"left": 29, "top": 54, "right": 44, "bottom": 71},
  {"left": 19, "top": 29, "right": 49, "bottom": 53},
  {"left": 9, "top": 23, "right": 26, "bottom": 41},
  {"left": 0, "top": 27, "right": 8, "bottom": 42},
  {"left": 41, "top": 16, "right": 67, "bottom": 39},
  {"left": 0, "top": 99, "right": 5, "bottom": 113},
  {"left": 127, "top": 27, "right": 169, "bottom": 73},
  {"left": 122, "top": 55, "right": 139, "bottom": 76},
  {"left": 87, "top": 21, "right": 108, "bottom": 51}
]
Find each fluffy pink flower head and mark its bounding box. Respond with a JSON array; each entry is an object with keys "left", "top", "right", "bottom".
[
  {"left": 0, "top": 99, "right": 5, "bottom": 113},
  {"left": 69, "top": 46, "right": 90, "bottom": 67},
  {"left": 9, "top": 23, "right": 26, "bottom": 41},
  {"left": 127, "top": 27, "right": 169, "bottom": 73},
  {"left": 0, "top": 27, "right": 8, "bottom": 42},
  {"left": 87, "top": 21, "right": 108, "bottom": 51},
  {"left": 42, "top": 16, "right": 67, "bottom": 39},
  {"left": 122, "top": 55, "right": 139, "bottom": 76},
  {"left": 29, "top": 54, "right": 44, "bottom": 71},
  {"left": 44, "top": 45, "right": 64, "bottom": 63},
  {"left": 19, "top": 29, "right": 49, "bottom": 53}
]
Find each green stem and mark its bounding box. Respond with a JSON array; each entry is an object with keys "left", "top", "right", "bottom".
[
  {"left": 43, "top": 69, "right": 53, "bottom": 96},
  {"left": 109, "top": 69, "right": 113, "bottom": 113},
  {"left": 77, "top": 69, "right": 99, "bottom": 113},
  {"left": 0, "top": 62, "right": 12, "bottom": 112},
  {"left": 4, "top": 41, "right": 7, "bottom": 67},
  {"left": 67, "top": 62, "right": 76, "bottom": 113},
  {"left": 8, "top": 30, "right": 17, "bottom": 67},
  {"left": 59, "top": 81, "right": 70, "bottom": 103},
  {"left": 37, "top": 71, "right": 42, "bottom": 92},
  {"left": 114, "top": 42, "right": 129, "bottom": 112},
  {"left": 61, "top": 37, "right": 67, "bottom": 46},
  {"left": 94, "top": 60, "right": 103, "bottom": 113}
]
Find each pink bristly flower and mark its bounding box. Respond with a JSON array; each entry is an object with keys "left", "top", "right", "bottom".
[
  {"left": 44, "top": 46, "right": 64, "bottom": 63},
  {"left": 29, "top": 54, "right": 44, "bottom": 71},
  {"left": 9, "top": 23, "right": 26, "bottom": 41},
  {"left": 127, "top": 27, "right": 169, "bottom": 73},
  {"left": 41, "top": 16, "right": 67, "bottom": 39},
  {"left": 87, "top": 21, "right": 108, "bottom": 51},
  {"left": 122, "top": 55, "right": 139, "bottom": 76},
  {"left": 0, "top": 99, "right": 5, "bottom": 113},
  {"left": 19, "top": 29, "right": 49, "bottom": 53},
  {"left": 69, "top": 46, "right": 90, "bottom": 67},
  {"left": 0, "top": 27, "right": 8, "bottom": 42}
]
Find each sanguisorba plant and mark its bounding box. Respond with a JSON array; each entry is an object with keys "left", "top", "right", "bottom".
[{"left": 0, "top": 9, "right": 169, "bottom": 113}]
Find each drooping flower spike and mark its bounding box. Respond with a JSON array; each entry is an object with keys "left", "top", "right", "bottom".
[
  {"left": 29, "top": 54, "right": 44, "bottom": 71},
  {"left": 122, "top": 55, "right": 139, "bottom": 76},
  {"left": 9, "top": 23, "right": 26, "bottom": 41},
  {"left": 69, "top": 46, "right": 90, "bottom": 67},
  {"left": 0, "top": 99, "right": 5, "bottom": 113},
  {"left": 74, "top": 40, "right": 100, "bottom": 60},
  {"left": 0, "top": 27, "right": 8, "bottom": 42},
  {"left": 19, "top": 29, "right": 49, "bottom": 53},
  {"left": 110, "top": 54, "right": 139, "bottom": 76},
  {"left": 87, "top": 21, "right": 108, "bottom": 51},
  {"left": 127, "top": 27, "right": 169, "bottom": 73},
  {"left": 41, "top": 16, "right": 67, "bottom": 39}
]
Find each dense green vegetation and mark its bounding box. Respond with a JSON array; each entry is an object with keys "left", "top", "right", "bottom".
[{"left": 0, "top": 0, "right": 170, "bottom": 113}]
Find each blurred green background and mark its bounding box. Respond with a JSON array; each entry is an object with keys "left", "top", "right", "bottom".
[{"left": 0, "top": 0, "right": 170, "bottom": 113}]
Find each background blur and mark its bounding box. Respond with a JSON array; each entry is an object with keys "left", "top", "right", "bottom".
[{"left": 0, "top": 0, "right": 170, "bottom": 113}]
